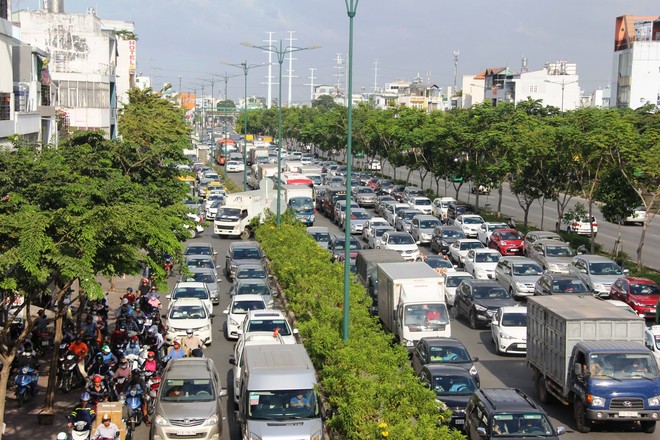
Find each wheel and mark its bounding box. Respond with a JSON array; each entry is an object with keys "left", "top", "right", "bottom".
[
  {"left": 189, "top": 228, "right": 197, "bottom": 239},
  {"left": 536, "top": 376, "right": 552, "bottom": 404},
  {"left": 16, "top": 392, "right": 24, "bottom": 408},
  {"left": 240, "top": 228, "right": 251, "bottom": 240},
  {"left": 63, "top": 376, "right": 72, "bottom": 393},
  {"left": 469, "top": 310, "right": 478, "bottom": 329},
  {"left": 641, "top": 421, "right": 656, "bottom": 433},
  {"left": 574, "top": 400, "right": 591, "bottom": 433}
]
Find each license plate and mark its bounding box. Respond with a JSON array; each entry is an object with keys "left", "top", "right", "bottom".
[
  {"left": 176, "top": 430, "right": 194, "bottom": 436},
  {"left": 454, "top": 419, "right": 465, "bottom": 425},
  {"left": 619, "top": 411, "right": 638, "bottom": 417},
  {"left": 41, "top": 341, "right": 49, "bottom": 346}
]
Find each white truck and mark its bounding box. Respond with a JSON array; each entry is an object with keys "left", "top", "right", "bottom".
[
  {"left": 282, "top": 184, "right": 315, "bottom": 226},
  {"left": 300, "top": 166, "right": 323, "bottom": 187},
  {"left": 248, "top": 163, "right": 278, "bottom": 189},
  {"left": 213, "top": 180, "right": 282, "bottom": 239},
  {"left": 377, "top": 262, "right": 450, "bottom": 352},
  {"left": 527, "top": 295, "right": 659, "bottom": 433},
  {"left": 249, "top": 148, "right": 269, "bottom": 166}
]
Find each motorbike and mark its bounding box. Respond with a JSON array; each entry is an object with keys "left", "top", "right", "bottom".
[
  {"left": 59, "top": 352, "right": 85, "bottom": 393},
  {"left": 125, "top": 387, "right": 144, "bottom": 439},
  {"left": 164, "top": 255, "right": 174, "bottom": 277},
  {"left": 125, "top": 346, "right": 148, "bottom": 371},
  {"left": 144, "top": 371, "right": 161, "bottom": 415},
  {"left": 35, "top": 330, "right": 55, "bottom": 356},
  {"left": 111, "top": 376, "right": 129, "bottom": 401},
  {"left": 71, "top": 420, "right": 91, "bottom": 440},
  {"left": 15, "top": 365, "right": 39, "bottom": 407}
]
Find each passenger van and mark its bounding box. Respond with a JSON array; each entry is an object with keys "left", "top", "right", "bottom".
[{"left": 236, "top": 344, "right": 326, "bottom": 439}]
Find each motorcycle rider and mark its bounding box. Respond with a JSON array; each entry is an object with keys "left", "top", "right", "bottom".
[
  {"left": 80, "top": 316, "right": 100, "bottom": 354},
  {"left": 90, "top": 414, "right": 119, "bottom": 440},
  {"left": 110, "top": 324, "right": 128, "bottom": 351},
  {"left": 127, "top": 370, "right": 149, "bottom": 424},
  {"left": 137, "top": 278, "right": 151, "bottom": 298},
  {"left": 67, "top": 392, "right": 96, "bottom": 430},
  {"left": 122, "top": 287, "right": 136, "bottom": 304},
  {"left": 166, "top": 340, "right": 187, "bottom": 360},
  {"left": 86, "top": 374, "right": 109, "bottom": 409},
  {"left": 68, "top": 336, "right": 89, "bottom": 361},
  {"left": 182, "top": 329, "right": 204, "bottom": 353},
  {"left": 144, "top": 351, "right": 158, "bottom": 373},
  {"left": 100, "top": 345, "right": 117, "bottom": 368},
  {"left": 87, "top": 353, "right": 112, "bottom": 379},
  {"left": 116, "top": 298, "right": 134, "bottom": 320},
  {"left": 146, "top": 288, "right": 161, "bottom": 314}
]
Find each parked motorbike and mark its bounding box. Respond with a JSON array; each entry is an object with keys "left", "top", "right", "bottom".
[
  {"left": 15, "top": 365, "right": 39, "bottom": 407},
  {"left": 70, "top": 420, "right": 91, "bottom": 440}
]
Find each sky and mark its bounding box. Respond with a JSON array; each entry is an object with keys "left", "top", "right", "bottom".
[{"left": 20, "top": 0, "right": 658, "bottom": 105}]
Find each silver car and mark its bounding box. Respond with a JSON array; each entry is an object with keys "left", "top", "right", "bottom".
[
  {"left": 528, "top": 239, "right": 574, "bottom": 273},
  {"left": 367, "top": 225, "right": 395, "bottom": 249},
  {"left": 346, "top": 208, "right": 372, "bottom": 234},
  {"left": 410, "top": 214, "right": 441, "bottom": 245},
  {"left": 152, "top": 358, "right": 227, "bottom": 440},
  {"left": 181, "top": 267, "right": 220, "bottom": 305},
  {"left": 306, "top": 226, "right": 331, "bottom": 249},
  {"left": 568, "top": 254, "right": 627, "bottom": 298},
  {"left": 494, "top": 256, "right": 543, "bottom": 299},
  {"left": 229, "top": 278, "right": 275, "bottom": 308},
  {"left": 394, "top": 209, "right": 422, "bottom": 233},
  {"left": 353, "top": 186, "right": 377, "bottom": 207},
  {"left": 225, "top": 241, "right": 264, "bottom": 281}
]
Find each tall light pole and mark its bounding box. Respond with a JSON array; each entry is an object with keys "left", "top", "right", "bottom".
[
  {"left": 225, "top": 61, "right": 268, "bottom": 191},
  {"left": 545, "top": 78, "right": 579, "bottom": 112},
  {"left": 343, "top": 0, "right": 359, "bottom": 342},
  {"left": 212, "top": 72, "right": 242, "bottom": 162},
  {"left": 242, "top": 40, "right": 320, "bottom": 225}
]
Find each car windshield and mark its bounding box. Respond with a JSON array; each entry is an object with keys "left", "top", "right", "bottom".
[
  {"left": 588, "top": 262, "right": 622, "bottom": 276},
  {"left": 185, "top": 246, "right": 213, "bottom": 256},
  {"left": 630, "top": 283, "right": 659, "bottom": 295},
  {"left": 389, "top": 234, "right": 415, "bottom": 245},
  {"left": 446, "top": 275, "right": 473, "bottom": 287},
  {"left": 245, "top": 319, "right": 291, "bottom": 335},
  {"left": 216, "top": 207, "right": 241, "bottom": 221},
  {"left": 358, "top": 188, "right": 374, "bottom": 194},
  {"left": 403, "top": 211, "right": 420, "bottom": 220},
  {"left": 375, "top": 228, "right": 392, "bottom": 238},
  {"left": 403, "top": 304, "right": 449, "bottom": 328},
  {"left": 233, "top": 248, "right": 262, "bottom": 260},
  {"left": 420, "top": 220, "right": 440, "bottom": 228},
  {"left": 460, "top": 242, "right": 483, "bottom": 251},
  {"left": 231, "top": 300, "right": 265, "bottom": 314},
  {"left": 311, "top": 232, "right": 331, "bottom": 243},
  {"left": 431, "top": 374, "right": 477, "bottom": 396},
  {"left": 488, "top": 224, "right": 507, "bottom": 231},
  {"left": 501, "top": 313, "right": 527, "bottom": 327},
  {"left": 236, "top": 268, "right": 267, "bottom": 279},
  {"left": 189, "top": 272, "right": 216, "bottom": 283},
  {"left": 492, "top": 413, "right": 554, "bottom": 437},
  {"left": 186, "top": 259, "right": 214, "bottom": 269},
  {"left": 333, "top": 239, "right": 360, "bottom": 250},
  {"left": 429, "top": 345, "right": 471, "bottom": 363},
  {"left": 161, "top": 379, "right": 215, "bottom": 402},
  {"left": 290, "top": 198, "right": 314, "bottom": 210},
  {"left": 443, "top": 229, "right": 465, "bottom": 239},
  {"left": 352, "top": 211, "right": 371, "bottom": 220},
  {"left": 545, "top": 245, "right": 573, "bottom": 257},
  {"left": 587, "top": 353, "right": 658, "bottom": 379},
  {"left": 473, "top": 286, "right": 509, "bottom": 300},
  {"left": 499, "top": 231, "right": 522, "bottom": 240},
  {"left": 169, "top": 305, "right": 207, "bottom": 320},
  {"left": 475, "top": 253, "right": 501, "bottom": 263},
  {"left": 414, "top": 199, "right": 431, "bottom": 206},
  {"left": 512, "top": 264, "right": 543, "bottom": 276},
  {"left": 247, "top": 389, "right": 319, "bottom": 420},
  {"left": 237, "top": 283, "right": 270, "bottom": 296},
  {"left": 462, "top": 217, "right": 483, "bottom": 224},
  {"left": 173, "top": 288, "right": 209, "bottom": 300},
  {"left": 425, "top": 258, "right": 453, "bottom": 269},
  {"left": 553, "top": 279, "right": 589, "bottom": 293}
]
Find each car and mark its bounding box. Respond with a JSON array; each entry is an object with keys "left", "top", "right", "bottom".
[
  {"left": 522, "top": 230, "right": 564, "bottom": 256},
  {"left": 184, "top": 255, "right": 218, "bottom": 274},
  {"left": 180, "top": 267, "right": 220, "bottom": 305},
  {"left": 443, "top": 272, "right": 475, "bottom": 307},
  {"left": 379, "top": 231, "right": 420, "bottom": 262},
  {"left": 374, "top": 179, "right": 394, "bottom": 195},
  {"left": 410, "top": 215, "right": 441, "bottom": 245},
  {"left": 367, "top": 225, "right": 395, "bottom": 249},
  {"left": 644, "top": 326, "right": 660, "bottom": 364},
  {"left": 225, "top": 241, "right": 264, "bottom": 280},
  {"left": 453, "top": 280, "right": 516, "bottom": 329},
  {"left": 374, "top": 195, "right": 396, "bottom": 216},
  {"left": 465, "top": 388, "right": 564, "bottom": 440},
  {"left": 494, "top": 257, "right": 543, "bottom": 299},
  {"left": 345, "top": 208, "right": 372, "bottom": 234},
  {"left": 476, "top": 222, "right": 508, "bottom": 245},
  {"left": 223, "top": 294, "right": 267, "bottom": 340},
  {"left": 403, "top": 186, "right": 424, "bottom": 202},
  {"left": 490, "top": 306, "right": 528, "bottom": 355},
  {"left": 205, "top": 199, "right": 225, "bottom": 220},
  {"left": 448, "top": 239, "right": 484, "bottom": 267},
  {"left": 431, "top": 197, "right": 457, "bottom": 219},
  {"left": 361, "top": 217, "right": 389, "bottom": 241},
  {"left": 228, "top": 278, "right": 275, "bottom": 308},
  {"left": 610, "top": 277, "right": 659, "bottom": 319},
  {"left": 470, "top": 184, "right": 491, "bottom": 195},
  {"left": 383, "top": 202, "right": 410, "bottom": 227},
  {"left": 418, "top": 365, "right": 479, "bottom": 430},
  {"left": 533, "top": 272, "right": 592, "bottom": 296},
  {"left": 225, "top": 160, "right": 245, "bottom": 173},
  {"left": 238, "top": 309, "right": 298, "bottom": 344},
  {"left": 184, "top": 242, "right": 218, "bottom": 264},
  {"left": 624, "top": 206, "right": 646, "bottom": 225},
  {"left": 152, "top": 358, "right": 227, "bottom": 440},
  {"left": 601, "top": 299, "right": 638, "bottom": 315},
  {"left": 558, "top": 214, "right": 598, "bottom": 236},
  {"left": 430, "top": 225, "right": 466, "bottom": 255},
  {"left": 333, "top": 200, "right": 360, "bottom": 228},
  {"left": 394, "top": 209, "right": 423, "bottom": 233},
  {"left": 408, "top": 196, "right": 433, "bottom": 215},
  {"left": 447, "top": 203, "right": 474, "bottom": 222},
  {"left": 367, "top": 159, "right": 381, "bottom": 171},
  {"left": 454, "top": 214, "right": 485, "bottom": 238},
  {"left": 306, "top": 226, "right": 331, "bottom": 249},
  {"left": 168, "top": 281, "right": 213, "bottom": 312},
  {"left": 488, "top": 229, "right": 525, "bottom": 256},
  {"left": 234, "top": 263, "right": 268, "bottom": 281},
  {"left": 412, "top": 337, "right": 480, "bottom": 385},
  {"left": 568, "top": 254, "right": 627, "bottom": 298},
  {"left": 390, "top": 185, "right": 407, "bottom": 202},
  {"left": 419, "top": 255, "right": 456, "bottom": 274},
  {"left": 464, "top": 249, "right": 502, "bottom": 280},
  {"left": 528, "top": 239, "right": 574, "bottom": 273},
  {"left": 184, "top": 211, "right": 205, "bottom": 239},
  {"left": 352, "top": 186, "right": 377, "bottom": 207},
  {"left": 203, "top": 193, "right": 225, "bottom": 212},
  {"left": 320, "top": 186, "right": 346, "bottom": 219},
  {"left": 165, "top": 298, "right": 214, "bottom": 345},
  {"left": 324, "top": 175, "right": 344, "bottom": 187}
]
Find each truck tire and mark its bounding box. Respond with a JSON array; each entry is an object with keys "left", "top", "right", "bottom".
[
  {"left": 240, "top": 228, "right": 251, "bottom": 240},
  {"left": 640, "top": 421, "right": 656, "bottom": 433},
  {"left": 536, "top": 376, "right": 552, "bottom": 404},
  {"left": 574, "top": 400, "right": 591, "bottom": 433}
]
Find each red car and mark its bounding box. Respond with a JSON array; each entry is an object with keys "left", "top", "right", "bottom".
[
  {"left": 610, "top": 277, "right": 659, "bottom": 319},
  {"left": 488, "top": 229, "right": 524, "bottom": 255}
]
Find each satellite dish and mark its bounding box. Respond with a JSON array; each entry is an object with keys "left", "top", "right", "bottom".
[{"left": 259, "top": 178, "right": 274, "bottom": 191}]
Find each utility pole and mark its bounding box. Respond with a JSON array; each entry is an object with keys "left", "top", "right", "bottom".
[
  {"left": 264, "top": 32, "right": 275, "bottom": 109},
  {"left": 453, "top": 50, "right": 460, "bottom": 94},
  {"left": 286, "top": 31, "right": 297, "bottom": 107},
  {"left": 305, "top": 68, "right": 317, "bottom": 102}
]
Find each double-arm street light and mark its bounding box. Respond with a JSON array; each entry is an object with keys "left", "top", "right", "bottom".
[
  {"left": 211, "top": 72, "right": 242, "bottom": 162},
  {"left": 342, "top": 0, "right": 359, "bottom": 342},
  {"left": 224, "top": 61, "right": 269, "bottom": 191},
  {"left": 242, "top": 40, "right": 320, "bottom": 225},
  {"left": 544, "top": 78, "right": 579, "bottom": 112}
]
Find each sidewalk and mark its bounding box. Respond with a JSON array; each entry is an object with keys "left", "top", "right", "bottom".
[{"left": 4, "top": 274, "right": 142, "bottom": 438}]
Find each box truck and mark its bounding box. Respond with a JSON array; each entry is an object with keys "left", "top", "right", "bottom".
[
  {"left": 355, "top": 249, "right": 405, "bottom": 301},
  {"left": 282, "top": 184, "right": 315, "bottom": 226}
]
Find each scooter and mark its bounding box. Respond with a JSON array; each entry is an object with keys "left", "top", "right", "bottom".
[
  {"left": 144, "top": 372, "right": 161, "bottom": 415},
  {"left": 70, "top": 420, "right": 91, "bottom": 440},
  {"left": 59, "top": 352, "right": 85, "bottom": 393},
  {"left": 15, "top": 365, "right": 38, "bottom": 407},
  {"left": 125, "top": 387, "right": 144, "bottom": 440}
]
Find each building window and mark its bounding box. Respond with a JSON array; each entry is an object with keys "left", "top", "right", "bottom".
[
  {"left": 0, "top": 93, "right": 10, "bottom": 120},
  {"left": 529, "top": 84, "right": 538, "bottom": 93},
  {"left": 56, "top": 81, "right": 110, "bottom": 108}
]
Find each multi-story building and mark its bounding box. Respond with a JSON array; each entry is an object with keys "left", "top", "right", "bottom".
[{"left": 611, "top": 15, "right": 660, "bottom": 109}]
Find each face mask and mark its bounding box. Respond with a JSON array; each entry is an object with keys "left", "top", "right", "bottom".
[{"left": 121, "top": 364, "right": 128, "bottom": 369}]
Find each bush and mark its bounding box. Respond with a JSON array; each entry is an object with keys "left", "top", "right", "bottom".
[{"left": 255, "top": 219, "right": 464, "bottom": 440}]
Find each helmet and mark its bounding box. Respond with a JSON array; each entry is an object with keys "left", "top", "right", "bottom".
[
  {"left": 95, "top": 353, "right": 103, "bottom": 361},
  {"left": 57, "top": 433, "right": 68, "bottom": 440},
  {"left": 93, "top": 375, "right": 102, "bottom": 384},
  {"left": 132, "top": 368, "right": 140, "bottom": 376},
  {"left": 122, "top": 298, "right": 128, "bottom": 305},
  {"left": 80, "top": 392, "right": 91, "bottom": 401},
  {"left": 147, "top": 351, "right": 155, "bottom": 359},
  {"left": 186, "top": 329, "right": 193, "bottom": 336},
  {"left": 126, "top": 287, "right": 133, "bottom": 292},
  {"left": 23, "top": 341, "right": 33, "bottom": 350},
  {"left": 129, "top": 340, "right": 137, "bottom": 347},
  {"left": 102, "top": 345, "right": 111, "bottom": 354}
]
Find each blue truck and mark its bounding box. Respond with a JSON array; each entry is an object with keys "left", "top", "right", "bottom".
[{"left": 527, "top": 295, "right": 660, "bottom": 433}]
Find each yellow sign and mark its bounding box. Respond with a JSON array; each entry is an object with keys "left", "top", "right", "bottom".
[{"left": 246, "top": 134, "right": 254, "bottom": 141}]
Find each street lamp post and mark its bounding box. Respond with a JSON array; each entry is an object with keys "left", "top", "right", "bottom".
[
  {"left": 243, "top": 40, "right": 320, "bottom": 225},
  {"left": 225, "top": 62, "right": 268, "bottom": 191},
  {"left": 211, "top": 72, "right": 242, "bottom": 164},
  {"left": 343, "top": 0, "right": 359, "bottom": 342},
  {"left": 545, "top": 78, "right": 579, "bottom": 112}
]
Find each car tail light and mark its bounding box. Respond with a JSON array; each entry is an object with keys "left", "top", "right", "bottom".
[
  {"left": 592, "top": 222, "right": 598, "bottom": 227},
  {"left": 572, "top": 222, "right": 580, "bottom": 228}
]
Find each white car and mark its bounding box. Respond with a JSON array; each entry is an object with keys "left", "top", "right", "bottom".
[
  {"left": 408, "top": 197, "right": 433, "bottom": 215},
  {"left": 367, "top": 225, "right": 395, "bottom": 249},
  {"left": 184, "top": 212, "right": 205, "bottom": 238},
  {"left": 448, "top": 239, "right": 484, "bottom": 267},
  {"left": 238, "top": 309, "right": 298, "bottom": 344},
  {"left": 443, "top": 272, "right": 475, "bottom": 307},
  {"left": 225, "top": 160, "right": 245, "bottom": 173},
  {"left": 367, "top": 159, "right": 381, "bottom": 171},
  {"left": 476, "top": 222, "right": 508, "bottom": 246},
  {"left": 379, "top": 231, "right": 420, "bottom": 262},
  {"left": 361, "top": 217, "right": 389, "bottom": 241},
  {"left": 384, "top": 203, "right": 411, "bottom": 227},
  {"left": 205, "top": 199, "right": 225, "bottom": 220},
  {"left": 454, "top": 214, "right": 485, "bottom": 238},
  {"left": 223, "top": 294, "right": 267, "bottom": 340},
  {"left": 558, "top": 215, "right": 598, "bottom": 236},
  {"left": 165, "top": 298, "right": 213, "bottom": 346},
  {"left": 431, "top": 197, "right": 457, "bottom": 219},
  {"left": 490, "top": 306, "right": 527, "bottom": 355},
  {"left": 464, "top": 248, "right": 502, "bottom": 280},
  {"left": 624, "top": 206, "right": 646, "bottom": 225},
  {"left": 167, "top": 282, "right": 213, "bottom": 313},
  {"left": 644, "top": 326, "right": 660, "bottom": 364}
]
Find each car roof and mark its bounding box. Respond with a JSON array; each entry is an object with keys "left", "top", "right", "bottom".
[
  {"left": 542, "top": 273, "right": 583, "bottom": 280},
  {"left": 498, "top": 306, "right": 527, "bottom": 314},
  {"left": 306, "top": 226, "right": 330, "bottom": 233},
  {"left": 457, "top": 238, "right": 482, "bottom": 244},
  {"left": 246, "top": 309, "right": 287, "bottom": 319},
  {"left": 413, "top": 215, "right": 438, "bottom": 220},
  {"left": 500, "top": 256, "right": 537, "bottom": 263},
  {"left": 185, "top": 242, "right": 214, "bottom": 249},
  {"left": 423, "top": 364, "right": 473, "bottom": 375},
  {"left": 174, "top": 282, "right": 207, "bottom": 288},
  {"left": 574, "top": 254, "right": 616, "bottom": 263},
  {"left": 622, "top": 277, "right": 656, "bottom": 284},
  {"left": 170, "top": 298, "right": 205, "bottom": 307},
  {"left": 477, "top": 388, "right": 541, "bottom": 411},
  {"left": 463, "top": 279, "right": 503, "bottom": 287},
  {"left": 537, "top": 239, "right": 569, "bottom": 246},
  {"left": 419, "top": 337, "right": 466, "bottom": 348},
  {"left": 230, "top": 241, "right": 260, "bottom": 249},
  {"left": 471, "top": 248, "right": 501, "bottom": 254},
  {"left": 236, "top": 263, "right": 265, "bottom": 270},
  {"left": 162, "top": 358, "right": 216, "bottom": 380},
  {"left": 230, "top": 294, "right": 266, "bottom": 303}
]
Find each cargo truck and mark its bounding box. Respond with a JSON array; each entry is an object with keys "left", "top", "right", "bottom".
[
  {"left": 248, "top": 163, "right": 278, "bottom": 189},
  {"left": 377, "top": 262, "right": 450, "bottom": 352},
  {"left": 248, "top": 148, "right": 269, "bottom": 166},
  {"left": 355, "top": 249, "right": 405, "bottom": 301},
  {"left": 527, "top": 295, "right": 660, "bottom": 433},
  {"left": 282, "top": 184, "right": 315, "bottom": 226}
]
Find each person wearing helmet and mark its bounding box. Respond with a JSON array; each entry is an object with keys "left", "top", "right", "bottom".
[
  {"left": 124, "top": 337, "right": 141, "bottom": 357},
  {"left": 67, "top": 392, "right": 96, "bottom": 429},
  {"left": 182, "top": 329, "right": 204, "bottom": 353},
  {"left": 90, "top": 413, "right": 119, "bottom": 440},
  {"left": 144, "top": 351, "right": 158, "bottom": 373},
  {"left": 123, "top": 287, "right": 136, "bottom": 304},
  {"left": 80, "top": 316, "right": 100, "bottom": 353},
  {"left": 127, "top": 370, "right": 149, "bottom": 424},
  {"left": 68, "top": 336, "right": 89, "bottom": 361},
  {"left": 100, "top": 345, "right": 118, "bottom": 367},
  {"left": 87, "top": 353, "right": 111, "bottom": 378},
  {"left": 138, "top": 278, "right": 151, "bottom": 297},
  {"left": 110, "top": 323, "right": 128, "bottom": 350},
  {"left": 86, "top": 374, "right": 108, "bottom": 408},
  {"left": 113, "top": 357, "right": 132, "bottom": 381},
  {"left": 166, "top": 340, "right": 187, "bottom": 360}
]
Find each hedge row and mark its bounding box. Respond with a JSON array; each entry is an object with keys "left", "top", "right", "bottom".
[{"left": 255, "top": 217, "right": 465, "bottom": 440}]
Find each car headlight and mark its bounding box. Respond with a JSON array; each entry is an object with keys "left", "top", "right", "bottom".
[
  {"left": 474, "top": 304, "right": 487, "bottom": 312},
  {"left": 630, "top": 299, "right": 644, "bottom": 307},
  {"left": 441, "top": 241, "right": 449, "bottom": 247},
  {"left": 231, "top": 264, "right": 238, "bottom": 273},
  {"left": 229, "top": 318, "right": 240, "bottom": 326},
  {"left": 592, "top": 282, "right": 605, "bottom": 291},
  {"left": 201, "top": 325, "right": 212, "bottom": 332},
  {"left": 350, "top": 224, "right": 357, "bottom": 231},
  {"left": 469, "top": 365, "right": 478, "bottom": 376},
  {"left": 155, "top": 415, "right": 170, "bottom": 426},
  {"left": 203, "top": 414, "right": 219, "bottom": 426},
  {"left": 500, "top": 332, "right": 514, "bottom": 340},
  {"left": 515, "top": 282, "right": 527, "bottom": 290},
  {"left": 648, "top": 395, "right": 660, "bottom": 407},
  {"left": 248, "top": 433, "right": 262, "bottom": 440},
  {"left": 587, "top": 394, "right": 606, "bottom": 408},
  {"left": 311, "top": 430, "right": 322, "bottom": 440}
]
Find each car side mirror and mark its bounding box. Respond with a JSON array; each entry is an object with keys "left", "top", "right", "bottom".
[
  {"left": 573, "top": 362, "right": 583, "bottom": 377},
  {"left": 165, "top": 295, "right": 171, "bottom": 300},
  {"left": 210, "top": 314, "right": 215, "bottom": 318},
  {"left": 476, "top": 427, "right": 487, "bottom": 436},
  {"left": 472, "top": 356, "right": 479, "bottom": 362},
  {"left": 556, "top": 426, "right": 566, "bottom": 436},
  {"left": 623, "top": 269, "right": 630, "bottom": 276},
  {"left": 228, "top": 356, "right": 236, "bottom": 365}
]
